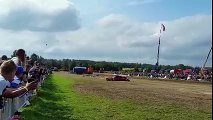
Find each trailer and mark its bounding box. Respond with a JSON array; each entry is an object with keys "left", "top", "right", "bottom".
[{"left": 73, "top": 67, "right": 87, "bottom": 74}]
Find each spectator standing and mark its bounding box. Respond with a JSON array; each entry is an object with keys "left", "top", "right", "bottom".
[{"left": 11, "top": 49, "right": 26, "bottom": 69}]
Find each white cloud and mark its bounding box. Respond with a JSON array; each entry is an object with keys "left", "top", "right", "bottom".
[
  {"left": 0, "top": 0, "right": 72, "bottom": 15},
  {"left": 0, "top": 11, "right": 212, "bottom": 66},
  {"left": 0, "top": 0, "right": 80, "bottom": 32}
]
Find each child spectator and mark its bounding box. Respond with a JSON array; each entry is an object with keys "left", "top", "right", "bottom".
[
  {"left": 10, "top": 66, "right": 24, "bottom": 88},
  {"left": 0, "top": 60, "right": 37, "bottom": 98}
]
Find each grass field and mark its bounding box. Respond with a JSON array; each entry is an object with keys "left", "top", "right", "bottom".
[{"left": 22, "top": 72, "right": 212, "bottom": 120}]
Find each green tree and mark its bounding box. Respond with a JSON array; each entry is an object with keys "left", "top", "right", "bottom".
[
  {"left": 62, "top": 59, "right": 70, "bottom": 71},
  {"left": 31, "top": 53, "right": 39, "bottom": 62}
]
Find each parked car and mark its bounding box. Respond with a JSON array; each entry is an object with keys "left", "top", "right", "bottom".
[{"left": 106, "top": 75, "right": 130, "bottom": 81}]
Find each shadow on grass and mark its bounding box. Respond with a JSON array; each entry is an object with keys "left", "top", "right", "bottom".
[{"left": 22, "top": 75, "right": 78, "bottom": 120}]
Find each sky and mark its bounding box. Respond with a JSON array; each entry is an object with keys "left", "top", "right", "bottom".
[{"left": 0, "top": 0, "right": 212, "bottom": 67}]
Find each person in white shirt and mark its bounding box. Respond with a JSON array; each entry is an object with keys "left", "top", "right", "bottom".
[
  {"left": 0, "top": 60, "right": 37, "bottom": 98},
  {"left": 11, "top": 49, "right": 26, "bottom": 69},
  {"left": 0, "top": 75, "right": 10, "bottom": 96}
]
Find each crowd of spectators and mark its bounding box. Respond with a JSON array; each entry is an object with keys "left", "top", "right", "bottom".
[
  {"left": 117, "top": 68, "right": 212, "bottom": 82},
  {"left": 0, "top": 49, "right": 50, "bottom": 120}
]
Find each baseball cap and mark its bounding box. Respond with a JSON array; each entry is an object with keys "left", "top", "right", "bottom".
[{"left": 16, "top": 66, "right": 24, "bottom": 74}]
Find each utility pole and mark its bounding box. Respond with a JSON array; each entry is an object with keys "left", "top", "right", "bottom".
[{"left": 202, "top": 46, "right": 212, "bottom": 69}]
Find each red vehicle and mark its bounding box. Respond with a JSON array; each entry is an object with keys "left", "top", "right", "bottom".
[{"left": 106, "top": 75, "right": 130, "bottom": 81}]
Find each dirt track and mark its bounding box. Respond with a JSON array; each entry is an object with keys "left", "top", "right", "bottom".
[{"left": 67, "top": 73, "right": 212, "bottom": 112}]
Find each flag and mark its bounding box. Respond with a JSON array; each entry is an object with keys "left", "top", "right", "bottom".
[{"left": 161, "top": 24, "right": 166, "bottom": 32}]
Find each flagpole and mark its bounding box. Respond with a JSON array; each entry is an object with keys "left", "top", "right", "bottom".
[
  {"left": 156, "top": 24, "right": 163, "bottom": 70},
  {"left": 202, "top": 46, "right": 212, "bottom": 69},
  {"left": 156, "top": 36, "right": 161, "bottom": 69}
]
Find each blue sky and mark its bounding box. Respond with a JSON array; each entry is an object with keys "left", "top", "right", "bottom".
[
  {"left": 72, "top": 0, "right": 212, "bottom": 25},
  {"left": 0, "top": 0, "right": 212, "bottom": 67}
]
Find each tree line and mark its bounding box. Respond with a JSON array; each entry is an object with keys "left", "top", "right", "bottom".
[{"left": 29, "top": 53, "right": 211, "bottom": 72}]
